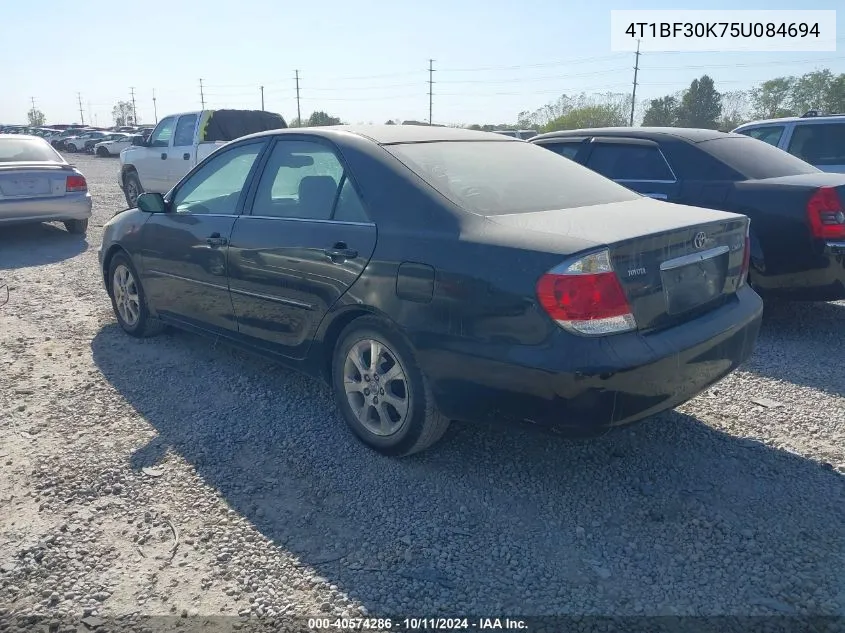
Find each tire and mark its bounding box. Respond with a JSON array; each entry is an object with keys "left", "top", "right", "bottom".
[
  {"left": 67, "top": 144, "right": 77, "bottom": 153},
  {"left": 64, "top": 219, "right": 88, "bottom": 235},
  {"left": 96, "top": 146, "right": 109, "bottom": 157},
  {"left": 123, "top": 171, "right": 142, "bottom": 207},
  {"left": 332, "top": 316, "right": 450, "bottom": 456},
  {"left": 107, "top": 252, "right": 165, "bottom": 338}
]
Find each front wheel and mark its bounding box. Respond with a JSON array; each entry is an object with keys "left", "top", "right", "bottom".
[
  {"left": 66, "top": 144, "right": 77, "bottom": 153},
  {"left": 107, "top": 252, "right": 165, "bottom": 338},
  {"left": 332, "top": 317, "right": 450, "bottom": 456},
  {"left": 123, "top": 171, "right": 142, "bottom": 207}
]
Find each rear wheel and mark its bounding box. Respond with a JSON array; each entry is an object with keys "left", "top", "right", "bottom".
[
  {"left": 332, "top": 317, "right": 450, "bottom": 456},
  {"left": 67, "top": 143, "right": 77, "bottom": 153},
  {"left": 64, "top": 219, "right": 88, "bottom": 235},
  {"left": 123, "top": 171, "right": 142, "bottom": 207},
  {"left": 96, "top": 146, "right": 109, "bottom": 157},
  {"left": 107, "top": 252, "right": 164, "bottom": 337}
]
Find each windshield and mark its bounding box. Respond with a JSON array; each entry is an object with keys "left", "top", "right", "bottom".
[
  {"left": 698, "top": 136, "right": 820, "bottom": 179},
  {"left": 385, "top": 140, "right": 639, "bottom": 215},
  {"left": 0, "top": 137, "right": 63, "bottom": 162}
]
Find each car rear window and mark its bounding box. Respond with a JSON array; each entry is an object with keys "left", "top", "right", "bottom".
[
  {"left": 385, "top": 140, "right": 639, "bottom": 215},
  {"left": 697, "top": 136, "right": 819, "bottom": 179},
  {"left": 0, "top": 137, "right": 63, "bottom": 163}
]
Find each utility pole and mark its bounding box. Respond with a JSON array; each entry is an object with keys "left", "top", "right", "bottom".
[
  {"left": 130, "top": 87, "right": 137, "bottom": 125},
  {"left": 428, "top": 59, "right": 435, "bottom": 125},
  {"left": 199, "top": 78, "right": 205, "bottom": 109},
  {"left": 295, "top": 70, "right": 301, "bottom": 126},
  {"left": 87, "top": 101, "right": 93, "bottom": 126},
  {"left": 77, "top": 92, "right": 85, "bottom": 125},
  {"left": 629, "top": 39, "right": 641, "bottom": 127},
  {"left": 260, "top": 85, "right": 265, "bottom": 111},
  {"left": 30, "top": 97, "right": 36, "bottom": 110},
  {"left": 152, "top": 89, "right": 158, "bottom": 123}
]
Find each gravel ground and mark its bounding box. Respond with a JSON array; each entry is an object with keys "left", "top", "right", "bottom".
[{"left": 1, "top": 152, "right": 844, "bottom": 631}]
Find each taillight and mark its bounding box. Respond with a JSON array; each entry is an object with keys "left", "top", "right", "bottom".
[
  {"left": 806, "top": 187, "right": 845, "bottom": 239},
  {"left": 66, "top": 175, "right": 87, "bottom": 192},
  {"left": 536, "top": 249, "right": 636, "bottom": 336},
  {"left": 739, "top": 222, "right": 751, "bottom": 288}
]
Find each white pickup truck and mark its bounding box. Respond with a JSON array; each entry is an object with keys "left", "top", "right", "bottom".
[{"left": 118, "top": 109, "right": 286, "bottom": 206}]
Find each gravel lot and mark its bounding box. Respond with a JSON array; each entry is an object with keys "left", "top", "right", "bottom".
[{"left": 1, "top": 152, "right": 844, "bottom": 631}]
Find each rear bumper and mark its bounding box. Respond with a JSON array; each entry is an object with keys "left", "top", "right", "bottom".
[
  {"left": 0, "top": 193, "right": 92, "bottom": 225},
  {"left": 752, "top": 240, "right": 845, "bottom": 301},
  {"left": 418, "top": 286, "right": 763, "bottom": 436}
]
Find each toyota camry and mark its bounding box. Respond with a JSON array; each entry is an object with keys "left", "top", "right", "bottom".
[{"left": 98, "top": 125, "right": 763, "bottom": 456}]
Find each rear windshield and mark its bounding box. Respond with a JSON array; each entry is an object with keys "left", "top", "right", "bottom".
[
  {"left": 0, "top": 137, "right": 62, "bottom": 162},
  {"left": 698, "top": 136, "right": 820, "bottom": 179},
  {"left": 385, "top": 140, "right": 639, "bottom": 215}
]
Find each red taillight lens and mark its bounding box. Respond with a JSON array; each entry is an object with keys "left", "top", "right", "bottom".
[
  {"left": 66, "top": 175, "right": 87, "bottom": 192},
  {"left": 806, "top": 187, "right": 845, "bottom": 239},
  {"left": 536, "top": 249, "right": 636, "bottom": 336}
]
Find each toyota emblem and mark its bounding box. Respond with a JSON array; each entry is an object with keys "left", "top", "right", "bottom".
[{"left": 693, "top": 232, "right": 707, "bottom": 249}]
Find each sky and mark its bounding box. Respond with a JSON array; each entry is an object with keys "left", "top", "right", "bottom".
[{"left": 1, "top": 0, "right": 843, "bottom": 127}]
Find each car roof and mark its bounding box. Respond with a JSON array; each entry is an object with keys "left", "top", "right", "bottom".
[
  {"left": 241, "top": 124, "right": 521, "bottom": 145},
  {"left": 734, "top": 114, "right": 845, "bottom": 129},
  {"left": 531, "top": 127, "right": 744, "bottom": 144}
]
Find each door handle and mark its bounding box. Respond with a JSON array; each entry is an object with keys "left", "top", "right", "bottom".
[
  {"left": 206, "top": 232, "right": 228, "bottom": 247},
  {"left": 183, "top": 153, "right": 190, "bottom": 160},
  {"left": 160, "top": 153, "right": 167, "bottom": 160},
  {"left": 324, "top": 242, "right": 358, "bottom": 260}
]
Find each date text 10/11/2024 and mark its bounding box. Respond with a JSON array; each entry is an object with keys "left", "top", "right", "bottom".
[{"left": 307, "top": 617, "right": 529, "bottom": 630}]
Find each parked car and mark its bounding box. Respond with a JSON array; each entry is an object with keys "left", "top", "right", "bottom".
[
  {"left": 119, "top": 109, "right": 287, "bottom": 207},
  {"left": 65, "top": 131, "right": 110, "bottom": 153},
  {"left": 531, "top": 127, "right": 845, "bottom": 301},
  {"left": 51, "top": 128, "right": 89, "bottom": 149},
  {"left": 493, "top": 129, "right": 538, "bottom": 140},
  {"left": 0, "top": 135, "right": 91, "bottom": 234},
  {"left": 99, "top": 125, "right": 762, "bottom": 456},
  {"left": 93, "top": 133, "right": 137, "bottom": 157},
  {"left": 732, "top": 111, "right": 845, "bottom": 173}
]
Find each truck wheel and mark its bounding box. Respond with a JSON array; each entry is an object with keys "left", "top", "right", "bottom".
[{"left": 123, "top": 171, "right": 142, "bottom": 207}]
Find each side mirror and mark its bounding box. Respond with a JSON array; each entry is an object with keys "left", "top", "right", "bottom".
[
  {"left": 137, "top": 192, "right": 168, "bottom": 213},
  {"left": 131, "top": 136, "right": 146, "bottom": 146}
]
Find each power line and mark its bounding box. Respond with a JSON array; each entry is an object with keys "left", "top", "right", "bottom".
[
  {"left": 77, "top": 92, "right": 85, "bottom": 125},
  {"left": 295, "top": 70, "right": 301, "bottom": 125},
  {"left": 130, "top": 87, "right": 137, "bottom": 124},
  {"left": 428, "top": 59, "right": 435, "bottom": 125},
  {"left": 630, "top": 39, "right": 641, "bottom": 127}
]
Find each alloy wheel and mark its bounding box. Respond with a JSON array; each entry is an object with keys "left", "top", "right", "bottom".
[
  {"left": 343, "top": 338, "right": 410, "bottom": 436},
  {"left": 112, "top": 264, "right": 140, "bottom": 327}
]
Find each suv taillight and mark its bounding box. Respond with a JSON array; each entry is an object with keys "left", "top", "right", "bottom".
[
  {"left": 535, "top": 249, "right": 636, "bottom": 336},
  {"left": 739, "top": 221, "right": 751, "bottom": 288},
  {"left": 66, "top": 175, "right": 87, "bottom": 192},
  {"left": 806, "top": 187, "right": 845, "bottom": 239}
]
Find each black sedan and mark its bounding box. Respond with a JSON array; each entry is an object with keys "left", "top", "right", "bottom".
[
  {"left": 531, "top": 127, "right": 845, "bottom": 301},
  {"left": 98, "top": 125, "right": 762, "bottom": 456}
]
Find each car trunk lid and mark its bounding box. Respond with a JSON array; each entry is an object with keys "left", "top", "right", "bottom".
[
  {"left": 489, "top": 198, "right": 749, "bottom": 332},
  {"left": 0, "top": 163, "right": 76, "bottom": 200}
]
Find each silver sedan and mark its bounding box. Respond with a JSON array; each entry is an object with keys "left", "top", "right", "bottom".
[{"left": 0, "top": 135, "right": 92, "bottom": 234}]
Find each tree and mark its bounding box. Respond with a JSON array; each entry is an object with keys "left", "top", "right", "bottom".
[
  {"left": 467, "top": 124, "right": 482, "bottom": 130},
  {"left": 750, "top": 77, "right": 795, "bottom": 119},
  {"left": 27, "top": 108, "right": 46, "bottom": 126},
  {"left": 543, "top": 103, "right": 628, "bottom": 132},
  {"left": 518, "top": 92, "right": 631, "bottom": 130},
  {"left": 675, "top": 75, "right": 722, "bottom": 128},
  {"left": 641, "top": 96, "right": 678, "bottom": 126},
  {"left": 718, "top": 90, "right": 751, "bottom": 131},
  {"left": 385, "top": 119, "right": 397, "bottom": 125},
  {"left": 112, "top": 101, "right": 135, "bottom": 127},
  {"left": 306, "top": 111, "right": 342, "bottom": 126}
]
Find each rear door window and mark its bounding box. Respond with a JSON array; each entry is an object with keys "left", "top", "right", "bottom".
[
  {"left": 740, "top": 125, "right": 785, "bottom": 147},
  {"left": 787, "top": 123, "right": 845, "bottom": 166},
  {"left": 541, "top": 142, "right": 583, "bottom": 161},
  {"left": 173, "top": 114, "right": 198, "bottom": 147},
  {"left": 585, "top": 143, "right": 676, "bottom": 181}
]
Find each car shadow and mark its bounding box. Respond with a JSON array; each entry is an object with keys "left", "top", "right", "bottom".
[
  {"left": 0, "top": 222, "right": 88, "bottom": 269},
  {"left": 744, "top": 299, "right": 845, "bottom": 398},
  {"left": 90, "top": 324, "right": 845, "bottom": 616}
]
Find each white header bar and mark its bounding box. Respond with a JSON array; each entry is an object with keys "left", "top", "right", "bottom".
[{"left": 610, "top": 10, "right": 837, "bottom": 52}]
